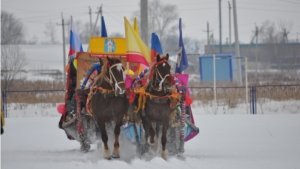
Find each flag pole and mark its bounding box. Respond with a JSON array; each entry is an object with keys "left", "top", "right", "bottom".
[{"left": 62, "top": 13, "right": 66, "bottom": 87}]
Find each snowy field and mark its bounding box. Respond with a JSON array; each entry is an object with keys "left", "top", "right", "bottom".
[{"left": 1, "top": 104, "right": 300, "bottom": 169}]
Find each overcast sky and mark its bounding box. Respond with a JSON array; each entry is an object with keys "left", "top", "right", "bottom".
[{"left": 2, "top": 0, "right": 300, "bottom": 45}]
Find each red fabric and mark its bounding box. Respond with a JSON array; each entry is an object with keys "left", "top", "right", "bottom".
[
  {"left": 129, "top": 90, "right": 135, "bottom": 104},
  {"left": 170, "top": 75, "right": 175, "bottom": 84},
  {"left": 151, "top": 49, "right": 159, "bottom": 63},
  {"left": 185, "top": 95, "right": 193, "bottom": 106},
  {"left": 126, "top": 53, "right": 150, "bottom": 67}
]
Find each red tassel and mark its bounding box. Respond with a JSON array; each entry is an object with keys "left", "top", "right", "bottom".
[
  {"left": 185, "top": 95, "right": 194, "bottom": 106},
  {"left": 170, "top": 75, "right": 175, "bottom": 84},
  {"left": 129, "top": 91, "right": 135, "bottom": 104}
]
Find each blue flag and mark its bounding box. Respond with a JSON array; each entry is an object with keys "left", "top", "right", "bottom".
[
  {"left": 175, "top": 18, "right": 189, "bottom": 74},
  {"left": 151, "top": 33, "right": 163, "bottom": 62},
  {"left": 101, "top": 16, "right": 107, "bottom": 37}
]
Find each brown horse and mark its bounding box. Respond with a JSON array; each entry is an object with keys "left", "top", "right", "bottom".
[
  {"left": 87, "top": 56, "right": 128, "bottom": 159},
  {"left": 141, "top": 54, "right": 173, "bottom": 160}
]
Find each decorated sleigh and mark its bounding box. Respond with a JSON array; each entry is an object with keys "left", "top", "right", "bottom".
[{"left": 58, "top": 17, "right": 199, "bottom": 157}]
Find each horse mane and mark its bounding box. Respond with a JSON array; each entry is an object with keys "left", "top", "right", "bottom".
[{"left": 94, "top": 57, "right": 121, "bottom": 84}]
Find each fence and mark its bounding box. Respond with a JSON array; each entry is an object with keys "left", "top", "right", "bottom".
[{"left": 189, "top": 84, "right": 300, "bottom": 114}]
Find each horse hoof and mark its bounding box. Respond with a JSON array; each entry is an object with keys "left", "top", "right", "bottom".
[
  {"left": 80, "top": 144, "right": 91, "bottom": 153},
  {"left": 105, "top": 157, "right": 112, "bottom": 160},
  {"left": 162, "top": 150, "right": 167, "bottom": 160},
  {"left": 111, "top": 152, "right": 120, "bottom": 159},
  {"left": 104, "top": 149, "right": 111, "bottom": 159},
  {"left": 147, "top": 137, "right": 154, "bottom": 145}
]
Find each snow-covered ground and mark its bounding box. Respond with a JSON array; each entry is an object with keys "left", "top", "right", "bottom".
[{"left": 1, "top": 104, "right": 300, "bottom": 169}]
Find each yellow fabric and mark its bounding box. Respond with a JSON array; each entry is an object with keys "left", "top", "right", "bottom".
[
  {"left": 124, "top": 17, "right": 151, "bottom": 64},
  {"left": 133, "top": 17, "right": 139, "bottom": 34},
  {"left": 133, "top": 17, "right": 146, "bottom": 74},
  {"left": 125, "top": 69, "right": 134, "bottom": 75}
]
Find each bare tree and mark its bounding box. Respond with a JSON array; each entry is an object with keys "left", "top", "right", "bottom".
[
  {"left": 26, "top": 35, "right": 38, "bottom": 45},
  {"left": 1, "top": 11, "right": 25, "bottom": 44},
  {"left": 44, "top": 20, "right": 58, "bottom": 44},
  {"left": 258, "top": 20, "right": 298, "bottom": 71},
  {"left": 1, "top": 45, "right": 28, "bottom": 91}
]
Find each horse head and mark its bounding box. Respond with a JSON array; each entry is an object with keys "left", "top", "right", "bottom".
[
  {"left": 102, "top": 56, "right": 126, "bottom": 96},
  {"left": 149, "top": 54, "right": 172, "bottom": 95}
]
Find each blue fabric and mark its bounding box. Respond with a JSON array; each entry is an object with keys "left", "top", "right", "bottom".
[
  {"left": 151, "top": 33, "right": 163, "bottom": 54},
  {"left": 80, "top": 63, "right": 102, "bottom": 89},
  {"left": 123, "top": 123, "right": 142, "bottom": 143},
  {"left": 175, "top": 18, "right": 189, "bottom": 74},
  {"left": 101, "top": 16, "right": 107, "bottom": 37}
]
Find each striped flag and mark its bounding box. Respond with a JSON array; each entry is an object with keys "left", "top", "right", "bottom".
[{"left": 68, "top": 16, "right": 84, "bottom": 61}]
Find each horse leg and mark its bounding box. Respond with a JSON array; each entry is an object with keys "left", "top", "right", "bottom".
[
  {"left": 111, "top": 120, "right": 122, "bottom": 159},
  {"left": 147, "top": 121, "right": 155, "bottom": 145},
  {"left": 161, "top": 121, "right": 168, "bottom": 160},
  {"left": 154, "top": 123, "right": 162, "bottom": 152},
  {"left": 98, "top": 121, "right": 111, "bottom": 159}
]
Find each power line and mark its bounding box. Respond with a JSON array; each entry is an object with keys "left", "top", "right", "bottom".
[
  {"left": 238, "top": 7, "right": 300, "bottom": 13},
  {"left": 278, "top": 0, "right": 300, "bottom": 5}
]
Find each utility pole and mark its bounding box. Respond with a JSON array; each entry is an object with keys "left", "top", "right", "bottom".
[
  {"left": 211, "top": 33, "right": 215, "bottom": 52},
  {"left": 203, "top": 21, "right": 213, "bottom": 53},
  {"left": 89, "top": 7, "right": 92, "bottom": 36},
  {"left": 281, "top": 28, "right": 289, "bottom": 43},
  {"left": 219, "top": 0, "right": 222, "bottom": 53},
  {"left": 249, "top": 25, "right": 259, "bottom": 83},
  {"left": 255, "top": 26, "right": 259, "bottom": 83},
  {"left": 57, "top": 12, "right": 69, "bottom": 87},
  {"left": 99, "top": 5, "right": 103, "bottom": 36},
  {"left": 88, "top": 5, "right": 102, "bottom": 51},
  {"left": 92, "top": 5, "right": 102, "bottom": 37},
  {"left": 232, "top": 0, "right": 242, "bottom": 85},
  {"left": 228, "top": 1, "right": 232, "bottom": 52},
  {"left": 141, "top": 0, "right": 148, "bottom": 45},
  {"left": 254, "top": 26, "right": 259, "bottom": 83}
]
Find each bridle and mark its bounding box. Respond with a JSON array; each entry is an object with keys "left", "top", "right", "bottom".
[
  {"left": 150, "top": 59, "right": 171, "bottom": 92},
  {"left": 104, "top": 63, "right": 126, "bottom": 96}
]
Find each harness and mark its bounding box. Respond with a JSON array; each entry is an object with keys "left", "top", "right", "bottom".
[
  {"left": 86, "top": 63, "right": 126, "bottom": 115},
  {"left": 132, "top": 58, "right": 183, "bottom": 113}
]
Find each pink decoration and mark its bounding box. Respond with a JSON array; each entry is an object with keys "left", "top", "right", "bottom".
[
  {"left": 57, "top": 103, "right": 66, "bottom": 114},
  {"left": 125, "top": 75, "right": 134, "bottom": 89}
]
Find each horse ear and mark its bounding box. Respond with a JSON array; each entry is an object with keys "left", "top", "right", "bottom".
[
  {"left": 166, "top": 53, "right": 169, "bottom": 60},
  {"left": 156, "top": 54, "right": 160, "bottom": 62},
  {"left": 99, "top": 58, "right": 103, "bottom": 65},
  {"left": 106, "top": 56, "right": 111, "bottom": 63}
]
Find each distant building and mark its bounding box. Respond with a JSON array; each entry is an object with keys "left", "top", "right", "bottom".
[{"left": 204, "top": 42, "right": 300, "bottom": 70}]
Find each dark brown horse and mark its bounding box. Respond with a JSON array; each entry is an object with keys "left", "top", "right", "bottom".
[
  {"left": 141, "top": 54, "right": 173, "bottom": 160},
  {"left": 87, "top": 56, "right": 128, "bottom": 159}
]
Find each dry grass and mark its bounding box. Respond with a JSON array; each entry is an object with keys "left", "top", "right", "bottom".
[
  {"left": 188, "top": 71, "right": 300, "bottom": 108},
  {"left": 2, "top": 79, "right": 64, "bottom": 104}
]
